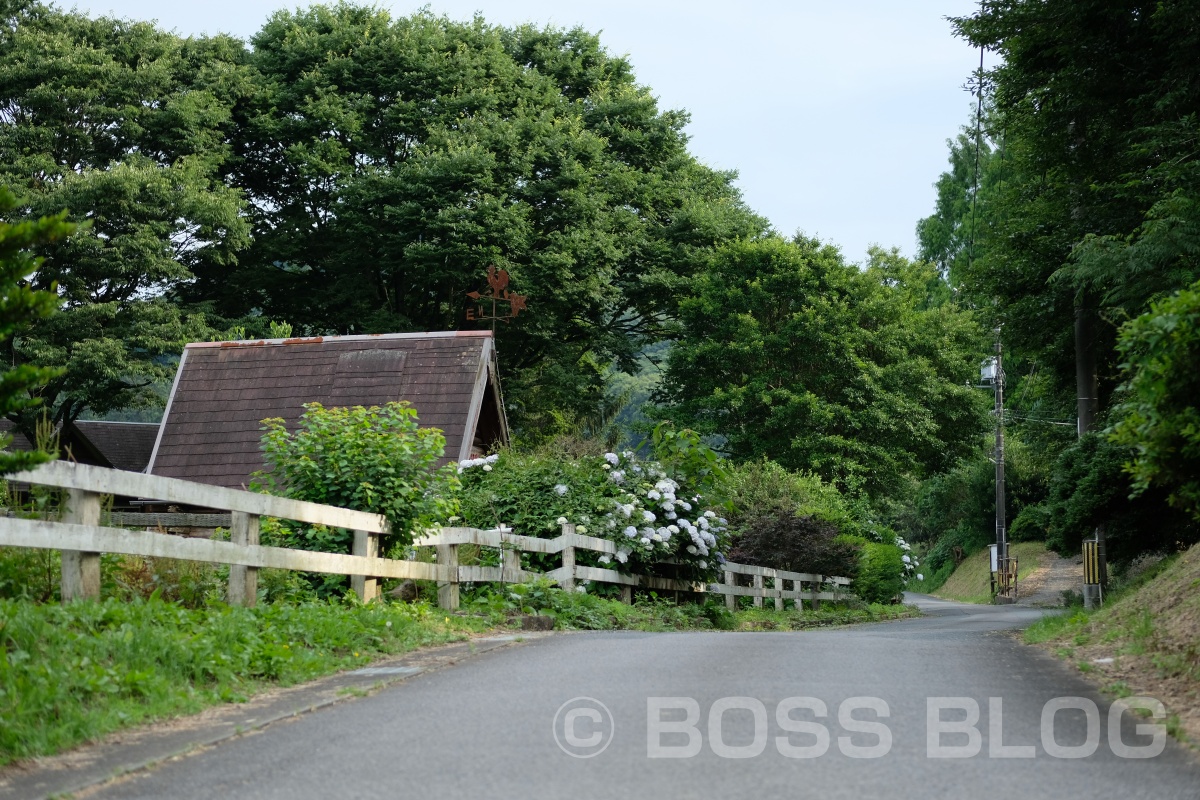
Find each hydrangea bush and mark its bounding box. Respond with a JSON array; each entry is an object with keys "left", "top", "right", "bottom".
[{"left": 455, "top": 443, "right": 730, "bottom": 583}]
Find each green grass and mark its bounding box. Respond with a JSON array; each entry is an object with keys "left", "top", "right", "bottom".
[
  {"left": 932, "top": 542, "right": 1049, "bottom": 604},
  {"left": 461, "top": 580, "right": 919, "bottom": 632},
  {"left": 0, "top": 596, "right": 484, "bottom": 766}
]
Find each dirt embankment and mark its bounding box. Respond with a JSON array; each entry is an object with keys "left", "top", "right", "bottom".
[{"left": 1030, "top": 543, "right": 1200, "bottom": 747}]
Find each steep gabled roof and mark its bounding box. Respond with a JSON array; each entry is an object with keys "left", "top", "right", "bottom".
[{"left": 148, "top": 331, "right": 508, "bottom": 489}]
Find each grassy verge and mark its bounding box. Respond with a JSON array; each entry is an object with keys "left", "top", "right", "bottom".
[
  {"left": 1021, "top": 543, "right": 1200, "bottom": 747},
  {"left": 0, "top": 596, "right": 484, "bottom": 767},
  {"left": 462, "top": 580, "right": 919, "bottom": 632}
]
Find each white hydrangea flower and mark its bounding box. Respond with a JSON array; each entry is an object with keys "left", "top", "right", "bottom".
[
  {"left": 641, "top": 537, "right": 651, "bottom": 546},
  {"left": 602, "top": 463, "right": 611, "bottom": 470},
  {"left": 599, "top": 554, "right": 611, "bottom": 564},
  {"left": 665, "top": 511, "right": 677, "bottom": 520},
  {"left": 486, "top": 454, "right": 500, "bottom": 464},
  {"left": 687, "top": 545, "right": 698, "bottom": 555},
  {"left": 667, "top": 525, "right": 680, "bottom": 534},
  {"left": 604, "top": 452, "right": 620, "bottom": 465},
  {"left": 623, "top": 526, "right": 637, "bottom": 538},
  {"left": 556, "top": 516, "right": 568, "bottom": 525},
  {"left": 553, "top": 484, "right": 569, "bottom": 496},
  {"left": 662, "top": 501, "right": 676, "bottom": 512},
  {"left": 680, "top": 501, "right": 693, "bottom": 511},
  {"left": 704, "top": 511, "right": 716, "bottom": 519},
  {"left": 647, "top": 490, "right": 661, "bottom": 501},
  {"left": 615, "top": 550, "right": 628, "bottom": 564},
  {"left": 917, "top": 573, "right": 924, "bottom": 581},
  {"left": 642, "top": 510, "right": 656, "bottom": 523},
  {"left": 482, "top": 464, "right": 492, "bottom": 472},
  {"left": 902, "top": 555, "right": 911, "bottom": 564},
  {"left": 699, "top": 560, "right": 707, "bottom": 569},
  {"left": 677, "top": 518, "right": 690, "bottom": 528},
  {"left": 577, "top": 525, "right": 588, "bottom": 534},
  {"left": 610, "top": 470, "right": 625, "bottom": 483},
  {"left": 576, "top": 585, "right": 587, "bottom": 593}
]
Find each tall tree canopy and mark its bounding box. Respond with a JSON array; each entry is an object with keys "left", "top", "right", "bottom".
[
  {"left": 188, "top": 4, "right": 765, "bottom": 434},
  {"left": 654, "top": 237, "right": 988, "bottom": 497},
  {"left": 951, "top": 0, "right": 1200, "bottom": 406},
  {"left": 0, "top": 1, "right": 250, "bottom": 426}
]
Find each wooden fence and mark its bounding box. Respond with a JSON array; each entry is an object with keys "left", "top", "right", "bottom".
[{"left": 1, "top": 461, "right": 851, "bottom": 610}]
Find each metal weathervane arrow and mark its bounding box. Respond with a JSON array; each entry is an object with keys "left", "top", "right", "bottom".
[{"left": 466, "top": 265, "right": 529, "bottom": 330}]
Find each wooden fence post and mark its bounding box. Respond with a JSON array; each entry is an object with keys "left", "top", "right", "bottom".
[
  {"left": 437, "top": 541, "right": 459, "bottom": 610},
  {"left": 773, "top": 574, "right": 783, "bottom": 611},
  {"left": 351, "top": 530, "right": 379, "bottom": 603},
  {"left": 227, "top": 511, "right": 260, "bottom": 606},
  {"left": 61, "top": 488, "right": 101, "bottom": 602},
  {"left": 793, "top": 579, "right": 804, "bottom": 613},
  {"left": 811, "top": 574, "right": 822, "bottom": 611},
  {"left": 724, "top": 570, "right": 736, "bottom": 611},
  {"left": 501, "top": 545, "right": 522, "bottom": 583},
  {"left": 620, "top": 585, "right": 633, "bottom": 604},
  {"left": 752, "top": 573, "right": 764, "bottom": 608},
  {"left": 559, "top": 523, "right": 576, "bottom": 591}
]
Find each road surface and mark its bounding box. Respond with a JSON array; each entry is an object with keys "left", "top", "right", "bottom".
[{"left": 90, "top": 595, "right": 1199, "bottom": 799}]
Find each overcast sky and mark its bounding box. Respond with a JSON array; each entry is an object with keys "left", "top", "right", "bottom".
[{"left": 66, "top": 0, "right": 988, "bottom": 264}]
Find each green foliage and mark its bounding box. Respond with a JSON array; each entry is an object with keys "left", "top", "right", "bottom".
[
  {"left": 1111, "top": 280, "right": 1200, "bottom": 518},
  {"left": 721, "top": 459, "right": 856, "bottom": 531},
  {"left": 656, "top": 237, "right": 988, "bottom": 497},
  {"left": 0, "top": 4, "right": 250, "bottom": 424},
  {"left": 727, "top": 512, "right": 861, "bottom": 579},
  {"left": 256, "top": 402, "right": 460, "bottom": 549},
  {"left": 854, "top": 541, "right": 906, "bottom": 604},
  {"left": 0, "top": 188, "right": 71, "bottom": 473},
  {"left": 456, "top": 439, "right": 729, "bottom": 581},
  {"left": 177, "top": 4, "right": 766, "bottom": 438},
  {"left": 650, "top": 421, "right": 729, "bottom": 506},
  {"left": 0, "top": 595, "right": 476, "bottom": 765},
  {"left": 1023, "top": 432, "right": 1198, "bottom": 562}
]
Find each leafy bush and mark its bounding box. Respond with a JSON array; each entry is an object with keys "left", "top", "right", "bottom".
[
  {"left": 727, "top": 512, "right": 861, "bottom": 578},
  {"left": 854, "top": 541, "right": 906, "bottom": 604},
  {"left": 456, "top": 425, "right": 730, "bottom": 582},
  {"left": 1111, "top": 279, "right": 1200, "bottom": 518},
  {"left": 721, "top": 459, "right": 855, "bottom": 531},
  {"left": 256, "top": 402, "right": 460, "bottom": 549}
]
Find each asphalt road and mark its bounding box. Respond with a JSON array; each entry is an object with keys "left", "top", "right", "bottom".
[{"left": 92, "top": 595, "right": 1200, "bottom": 800}]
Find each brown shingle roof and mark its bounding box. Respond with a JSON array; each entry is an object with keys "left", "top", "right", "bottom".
[
  {"left": 71, "top": 421, "right": 159, "bottom": 472},
  {"left": 1, "top": 419, "right": 158, "bottom": 472},
  {"left": 148, "top": 331, "right": 507, "bottom": 489}
]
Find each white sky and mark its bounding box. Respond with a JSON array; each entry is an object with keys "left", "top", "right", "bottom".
[{"left": 66, "top": 0, "right": 988, "bottom": 263}]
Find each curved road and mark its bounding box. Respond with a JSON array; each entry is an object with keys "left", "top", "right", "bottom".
[{"left": 90, "top": 595, "right": 1198, "bottom": 799}]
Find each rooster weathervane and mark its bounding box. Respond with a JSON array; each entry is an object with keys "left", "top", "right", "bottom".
[{"left": 466, "top": 265, "right": 528, "bottom": 330}]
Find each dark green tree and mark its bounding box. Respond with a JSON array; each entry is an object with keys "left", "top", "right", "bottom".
[
  {"left": 191, "top": 5, "right": 764, "bottom": 437},
  {"left": 1110, "top": 280, "right": 1200, "bottom": 518},
  {"left": 0, "top": 2, "right": 251, "bottom": 424},
  {"left": 654, "top": 237, "right": 989, "bottom": 496},
  {"left": 0, "top": 187, "right": 72, "bottom": 473}
]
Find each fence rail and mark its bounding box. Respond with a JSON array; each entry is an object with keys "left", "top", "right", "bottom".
[{"left": 2, "top": 461, "right": 852, "bottom": 610}]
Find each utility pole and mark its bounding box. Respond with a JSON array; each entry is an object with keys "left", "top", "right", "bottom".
[
  {"left": 993, "top": 330, "right": 1007, "bottom": 564},
  {"left": 1076, "top": 303, "right": 1107, "bottom": 607}
]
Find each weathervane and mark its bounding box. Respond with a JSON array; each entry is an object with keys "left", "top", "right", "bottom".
[{"left": 466, "top": 265, "right": 528, "bottom": 330}]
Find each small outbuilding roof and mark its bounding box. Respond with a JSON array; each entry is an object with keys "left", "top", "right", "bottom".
[
  {"left": 148, "top": 331, "right": 508, "bottom": 489},
  {"left": 1, "top": 419, "right": 159, "bottom": 472}
]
